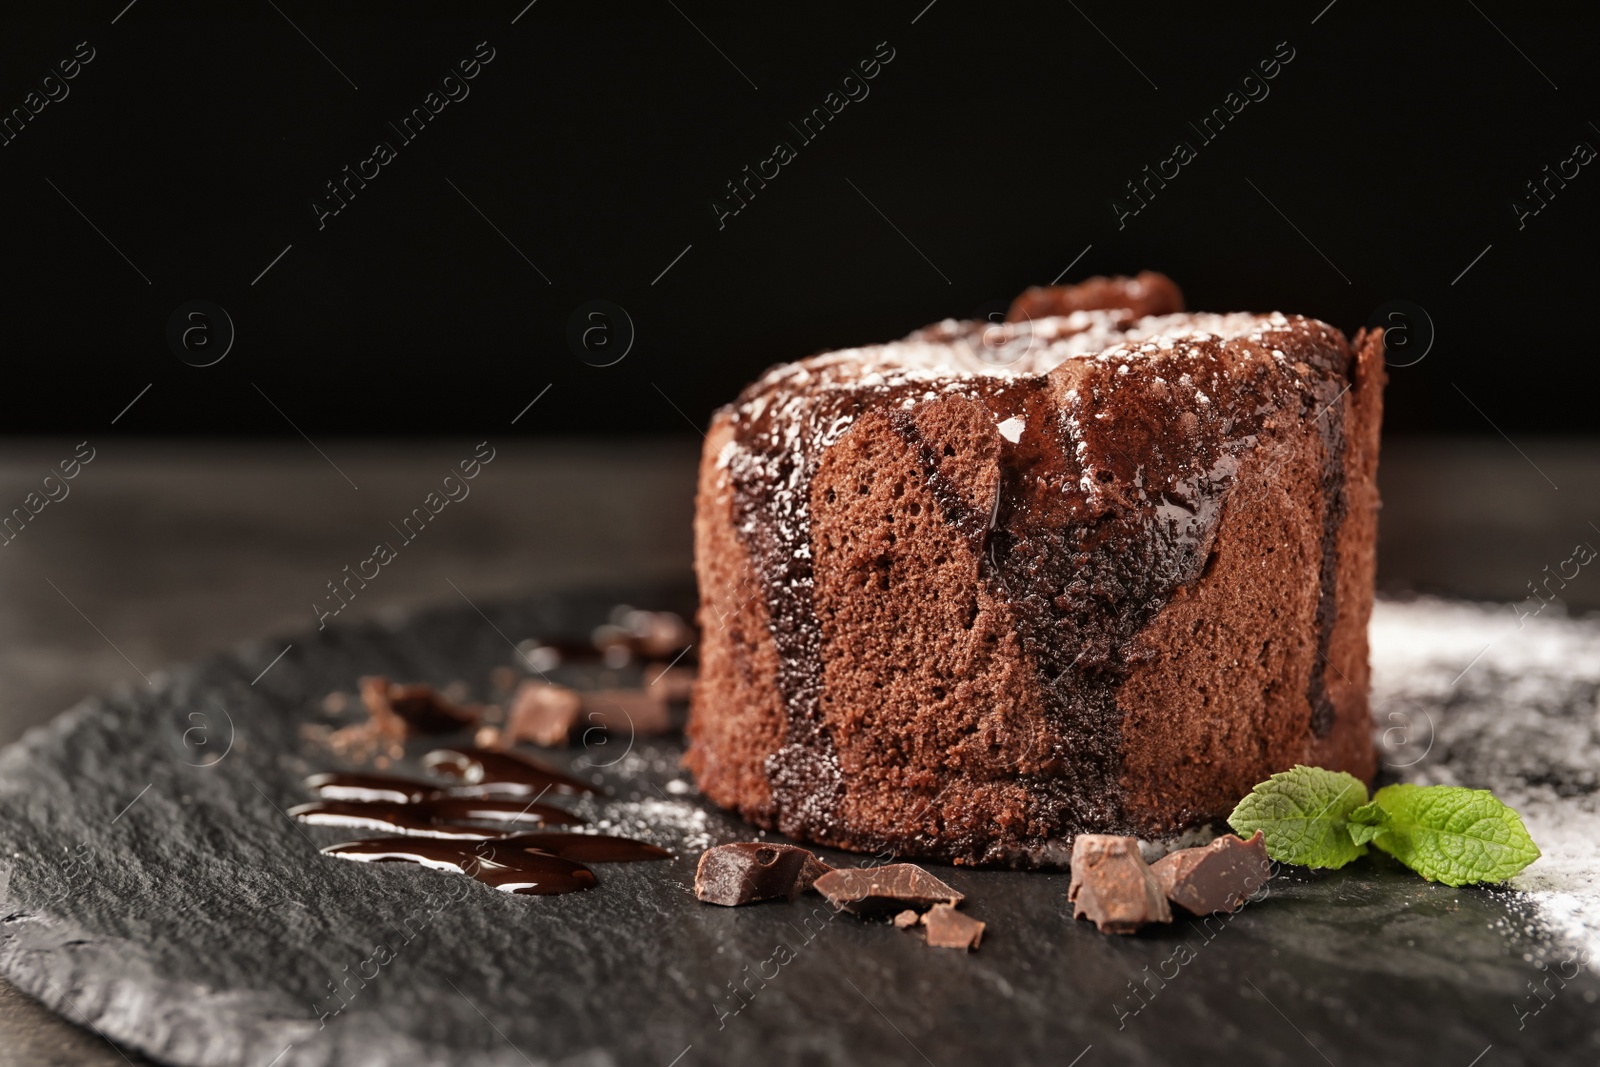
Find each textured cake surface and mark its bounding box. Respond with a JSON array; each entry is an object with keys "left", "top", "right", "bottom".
[{"left": 686, "top": 276, "right": 1384, "bottom": 866}]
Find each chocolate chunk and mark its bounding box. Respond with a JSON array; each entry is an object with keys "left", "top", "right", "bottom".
[
  {"left": 893, "top": 909, "right": 920, "bottom": 929},
  {"left": 504, "top": 680, "right": 582, "bottom": 747},
  {"left": 1151, "top": 831, "right": 1272, "bottom": 915},
  {"left": 695, "top": 843, "right": 831, "bottom": 906},
  {"left": 578, "top": 689, "right": 673, "bottom": 737},
  {"left": 921, "top": 903, "right": 985, "bottom": 950},
  {"left": 1068, "top": 834, "right": 1171, "bottom": 935},
  {"left": 813, "top": 864, "right": 963, "bottom": 917}
]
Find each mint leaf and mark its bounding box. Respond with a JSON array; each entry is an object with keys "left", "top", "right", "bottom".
[
  {"left": 1346, "top": 801, "right": 1390, "bottom": 846},
  {"left": 1228, "top": 765, "right": 1369, "bottom": 869},
  {"left": 1365, "top": 784, "right": 1541, "bottom": 886}
]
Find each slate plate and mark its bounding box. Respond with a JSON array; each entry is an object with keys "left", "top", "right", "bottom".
[{"left": 1, "top": 589, "right": 1597, "bottom": 1067}]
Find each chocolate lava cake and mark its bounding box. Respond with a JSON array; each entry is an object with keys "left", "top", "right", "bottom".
[{"left": 685, "top": 273, "right": 1384, "bottom": 867}]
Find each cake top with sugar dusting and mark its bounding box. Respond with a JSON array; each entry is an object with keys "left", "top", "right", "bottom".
[{"left": 729, "top": 308, "right": 1342, "bottom": 421}]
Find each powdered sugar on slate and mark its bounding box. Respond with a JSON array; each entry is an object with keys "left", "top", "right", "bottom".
[{"left": 1370, "top": 597, "right": 1600, "bottom": 970}]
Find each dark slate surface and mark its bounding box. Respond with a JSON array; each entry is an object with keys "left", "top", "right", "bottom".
[{"left": 1, "top": 588, "right": 1596, "bottom": 1067}]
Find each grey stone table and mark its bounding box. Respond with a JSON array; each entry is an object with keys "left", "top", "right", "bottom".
[{"left": 0, "top": 437, "right": 1596, "bottom": 1066}]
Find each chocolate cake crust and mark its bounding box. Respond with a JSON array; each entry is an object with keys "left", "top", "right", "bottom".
[{"left": 687, "top": 275, "right": 1383, "bottom": 866}]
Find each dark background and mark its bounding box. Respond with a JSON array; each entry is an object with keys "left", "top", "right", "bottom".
[{"left": 2, "top": 1, "right": 1595, "bottom": 438}]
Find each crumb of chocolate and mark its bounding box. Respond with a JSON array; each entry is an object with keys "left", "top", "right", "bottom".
[
  {"left": 922, "top": 903, "right": 985, "bottom": 949},
  {"left": 893, "top": 909, "right": 920, "bottom": 929}
]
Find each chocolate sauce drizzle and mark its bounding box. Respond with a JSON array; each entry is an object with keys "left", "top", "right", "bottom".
[
  {"left": 300, "top": 751, "right": 669, "bottom": 894},
  {"left": 323, "top": 838, "right": 600, "bottom": 895},
  {"left": 304, "top": 772, "right": 446, "bottom": 804},
  {"left": 289, "top": 796, "right": 585, "bottom": 837},
  {"left": 1306, "top": 371, "right": 1349, "bottom": 739}
]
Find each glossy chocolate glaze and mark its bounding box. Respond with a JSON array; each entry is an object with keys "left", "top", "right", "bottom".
[
  {"left": 322, "top": 837, "right": 599, "bottom": 895},
  {"left": 288, "top": 796, "right": 584, "bottom": 837},
  {"left": 718, "top": 310, "right": 1352, "bottom": 857},
  {"left": 489, "top": 832, "right": 673, "bottom": 863},
  {"left": 304, "top": 761, "right": 669, "bottom": 895},
  {"left": 304, "top": 772, "right": 446, "bottom": 803},
  {"left": 421, "top": 746, "right": 600, "bottom": 797}
]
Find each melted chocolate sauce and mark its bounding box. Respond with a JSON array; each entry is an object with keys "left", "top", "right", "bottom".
[
  {"left": 421, "top": 747, "right": 600, "bottom": 797},
  {"left": 490, "top": 832, "right": 673, "bottom": 863},
  {"left": 299, "top": 754, "right": 671, "bottom": 896},
  {"left": 304, "top": 772, "right": 445, "bottom": 803},
  {"left": 288, "top": 796, "right": 584, "bottom": 838},
  {"left": 1306, "top": 370, "right": 1348, "bottom": 738},
  {"left": 322, "top": 838, "right": 599, "bottom": 895}
]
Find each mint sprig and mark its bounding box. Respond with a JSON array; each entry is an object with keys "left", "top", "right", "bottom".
[
  {"left": 1353, "top": 784, "right": 1542, "bottom": 887},
  {"left": 1229, "top": 769, "right": 1541, "bottom": 886},
  {"left": 1227, "top": 765, "right": 1369, "bottom": 870}
]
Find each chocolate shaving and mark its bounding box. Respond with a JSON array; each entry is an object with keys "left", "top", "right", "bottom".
[
  {"left": 695, "top": 842, "right": 832, "bottom": 906},
  {"left": 921, "top": 903, "right": 985, "bottom": 950},
  {"left": 1068, "top": 834, "right": 1171, "bottom": 935},
  {"left": 1150, "top": 831, "right": 1272, "bottom": 915},
  {"left": 813, "top": 863, "right": 963, "bottom": 917}
]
